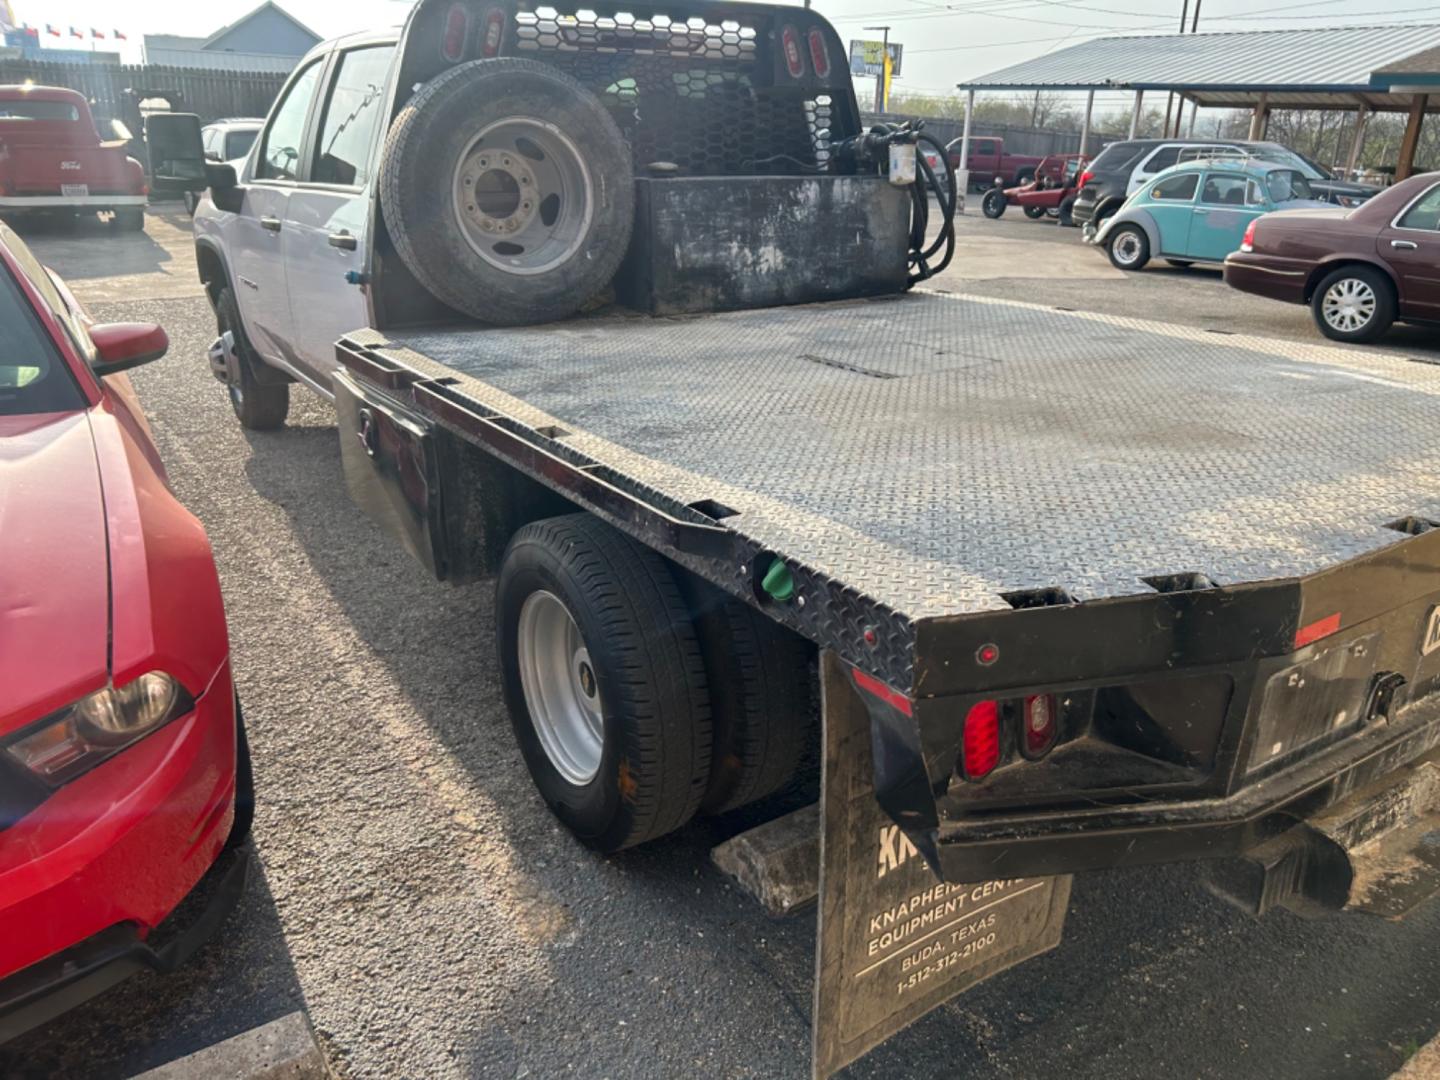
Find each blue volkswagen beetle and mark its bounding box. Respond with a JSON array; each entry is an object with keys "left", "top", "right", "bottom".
[{"left": 1089, "top": 157, "right": 1330, "bottom": 272}]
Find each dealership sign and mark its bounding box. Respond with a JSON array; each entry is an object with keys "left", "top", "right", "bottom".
[{"left": 848, "top": 39, "right": 903, "bottom": 78}]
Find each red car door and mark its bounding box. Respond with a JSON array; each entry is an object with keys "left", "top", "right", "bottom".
[{"left": 1379, "top": 179, "right": 1440, "bottom": 319}]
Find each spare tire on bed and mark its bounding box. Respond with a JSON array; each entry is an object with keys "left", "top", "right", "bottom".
[{"left": 379, "top": 57, "right": 634, "bottom": 326}]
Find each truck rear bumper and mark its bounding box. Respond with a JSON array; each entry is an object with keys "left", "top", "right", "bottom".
[
  {"left": 0, "top": 195, "right": 146, "bottom": 209},
  {"left": 851, "top": 525, "right": 1440, "bottom": 893},
  {"left": 932, "top": 698, "right": 1440, "bottom": 884}
]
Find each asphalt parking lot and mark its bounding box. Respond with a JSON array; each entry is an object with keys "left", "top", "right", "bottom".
[{"left": 4, "top": 204, "right": 1440, "bottom": 1080}]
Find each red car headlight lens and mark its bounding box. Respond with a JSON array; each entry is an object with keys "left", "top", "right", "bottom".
[{"left": 4, "top": 673, "right": 194, "bottom": 787}]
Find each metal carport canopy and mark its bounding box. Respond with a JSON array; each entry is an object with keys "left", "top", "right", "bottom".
[{"left": 956, "top": 24, "right": 1440, "bottom": 112}]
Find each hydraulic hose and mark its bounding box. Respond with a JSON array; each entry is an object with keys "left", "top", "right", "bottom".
[
  {"left": 832, "top": 121, "right": 956, "bottom": 286},
  {"left": 907, "top": 131, "right": 957, "bottom": 285}
]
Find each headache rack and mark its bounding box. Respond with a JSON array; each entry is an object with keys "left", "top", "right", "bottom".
[{"left": 393, "top": 0, "right": 862, "bottom": 179}]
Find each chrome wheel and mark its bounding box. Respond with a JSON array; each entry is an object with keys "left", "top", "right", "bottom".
[
  {"left": 1322, "top": 277, "right": 1377, "bottom": 334},
  {"left": 517, "top": 589, "right": 604, "bottom": 785},
  {"left": 452, "top": 117, "right": 593, "bottom": 277},
  {"left": 1112, "top": 230, "right": 1143, "bottom": 266}
]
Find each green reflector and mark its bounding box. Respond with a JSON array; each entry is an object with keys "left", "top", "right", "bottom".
[{"left": 761, "top": 559, "right": 796, "bottom": 602}]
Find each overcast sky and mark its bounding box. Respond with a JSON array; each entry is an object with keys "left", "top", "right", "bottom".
[{"left": 17, "top": 0, "right": 1440, "bottom": 111}]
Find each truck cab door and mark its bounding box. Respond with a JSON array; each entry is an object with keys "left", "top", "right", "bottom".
[
  {"left": 280, "top": 42, "right": 396, "bottom": 390},
  {"left": 228, "top": 58, "right": 326, "bottom": 369},
  {"left": 1379, "top": 180, "right": 1440, "bottom": 319}
]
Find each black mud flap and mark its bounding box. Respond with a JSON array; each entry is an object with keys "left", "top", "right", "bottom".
[{"left": 811, "top": 652, "right": 1072, "bottom": 1079}]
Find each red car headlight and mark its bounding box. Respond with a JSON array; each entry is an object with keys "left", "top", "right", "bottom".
[{"left": 3, "top": 673, "right": 194, "bottom": 787}]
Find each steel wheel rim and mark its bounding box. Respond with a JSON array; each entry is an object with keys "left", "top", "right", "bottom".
[
  {"left": 1113, "top": 231, "right": 1142, "bottom": 265},
  {"left": 1322, "top": 278, "right": 1376, "bottom": 333},
  {"left": 517, "top": 589, "right": 604, "bottom": 785},
  {"left": 452, "top": 117, "right": 594, "bottom": 277}
]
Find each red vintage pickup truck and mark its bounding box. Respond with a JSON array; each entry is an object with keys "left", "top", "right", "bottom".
[
  {"left": 945, "top": 135, "right": 1045, "bottom": 191},
  {"left": 0, "top": 85, "right": 147, "bottom": 230}
]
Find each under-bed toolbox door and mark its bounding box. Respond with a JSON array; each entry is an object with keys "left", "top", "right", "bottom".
[{"left": 334, "top": 370, "right": 448, "bottom": 578}]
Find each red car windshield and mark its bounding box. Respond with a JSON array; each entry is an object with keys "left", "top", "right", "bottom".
[
  {"left": 0, "top": 266, "right": 85, "bottom": 416},
  {"left": 0, "top": 226, "right": 87, "bottom": 416},
  {"left": 0, "top": 100, "right": 80, "bottom": 122}
]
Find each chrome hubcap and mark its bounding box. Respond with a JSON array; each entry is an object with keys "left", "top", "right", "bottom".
[
  {"left": 1113, "top": 232, "right": 1142, "bottom": 265},
  {"left": 1322, "top": 278, "right": 1376, "bottom": 333},
  {"left": 517, "top": 590, "right": 604, "bottom": 785},
  {"left": 452, "top": 117, "right": 593, "bottom": 276}
]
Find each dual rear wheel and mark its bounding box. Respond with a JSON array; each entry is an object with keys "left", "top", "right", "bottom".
[{"left": 497, "top": 514, "right": 813, "bottom": 851}]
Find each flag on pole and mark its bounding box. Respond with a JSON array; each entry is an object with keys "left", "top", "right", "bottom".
[
  {"left": 113, "top": 29, "right": 127, "bottom": 40},
  {"left": 91, "top": 28, "right": 105, "bottom": 39},
  {"left": 45, "top": 23, "right": 61, "bottom": 36},
  {"left": 69, "top": 26, "right": 82, "bottom": 39}
]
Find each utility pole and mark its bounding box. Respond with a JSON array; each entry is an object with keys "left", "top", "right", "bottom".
[
  {"left": 1163, "top": 0, "right": 1189, "bottom": 139},
  {"left": 864, "top": 25, "right": 890, "bottom": 114}
]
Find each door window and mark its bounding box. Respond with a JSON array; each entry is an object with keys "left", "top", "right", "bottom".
[
  {"left": 974, "top": 139, "right": 997, "bottom": 156},
  {"left": 257, "top": 60, "right": 323, "bottom": 181},
  {"left": 311, "top": 45, "right": 397, "bottom": 187},
  {"left": 1149, "top": 173, "right": 1198, "bottom": 201},
  {"left": 1201, "top": 174, "right": 1248, "bottom": 206},
  {"left": 225, "top": 129, "right": 259, "bottom": 162},
  {"left": 1140, "top": 145, "right": 1181, "bottom": 174},
  {"left": 1397, "top": 184, "right": 1440, "bottom": 231}
]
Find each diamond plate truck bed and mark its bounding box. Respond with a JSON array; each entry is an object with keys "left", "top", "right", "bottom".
[{"left": 335, "top": 289, "right": 1440, "bottom": 888}]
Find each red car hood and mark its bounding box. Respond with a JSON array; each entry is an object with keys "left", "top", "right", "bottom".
[{"left": 0, "top": 411, "right": 109, "bottom": 737}]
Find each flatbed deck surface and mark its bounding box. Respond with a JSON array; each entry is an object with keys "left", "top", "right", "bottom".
[{"left": 366, "top": 291, "right": 1440, "bottom": 620}]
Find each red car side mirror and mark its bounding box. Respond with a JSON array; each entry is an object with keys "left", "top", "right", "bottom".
[{"left": 88, "top": 322, "right": 169, "bottom": 377}]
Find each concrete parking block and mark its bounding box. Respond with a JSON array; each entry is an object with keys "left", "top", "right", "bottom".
[{"left": 129, "top": 1012, "right": 329, "bottom": 1080}]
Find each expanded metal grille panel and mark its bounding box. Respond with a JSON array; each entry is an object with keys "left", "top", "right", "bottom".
[
  {"left": 514, "top": 8, "right": 759, "bottom": 61},
  {"left": 375, "top": 293, "right": 1440, "bottom": 622},
  {"left": 513, "top": 6, "right": 826, "bottom": 174}
]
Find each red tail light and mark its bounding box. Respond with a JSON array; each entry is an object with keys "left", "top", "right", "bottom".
[
  {"left": 481, "top": 6, "right": 506, "bottom": 57},
  {"left": 780, "top": 25, "right": 805, "bottom": 78},
  {"left": 1078, "top": 170, "right": 1093, "bottom": 188},
  {"left": 962, "top": 700, "right": 1001, "bottom": 779},
  {"left": 807, "top": 29, "right": 830, "bottom": 79},
  {"left": 1021, "top": 694, "right": 1058, "bottom": 757},
  {"left": 441, "top": 3, "right": 469, "bottom": 62},
  {"left": 1241, "top": 219, "right": 1258, "bottom": 253}
]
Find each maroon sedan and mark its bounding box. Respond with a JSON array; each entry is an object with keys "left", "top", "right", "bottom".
[{"left": 1224, "top": 171, "right": 1440, "bottom": 344}]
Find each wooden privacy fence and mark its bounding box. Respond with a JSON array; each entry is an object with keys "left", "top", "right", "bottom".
[{"left": 0, "top": 59, "right": 286, "bottom": 133}]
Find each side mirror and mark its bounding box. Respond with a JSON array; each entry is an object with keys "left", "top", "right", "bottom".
[
  {"left": 205, "top": 162, "right": 238, "bottom": 190},
  {"left": 143, "top": 112, "right": 207, "bottom": 194},
  {"left": 89, "top": 323, "right": 169, "bottom": 377},
  {"left": 204, "top": 162, "right": 242, "bottom": 213}
]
